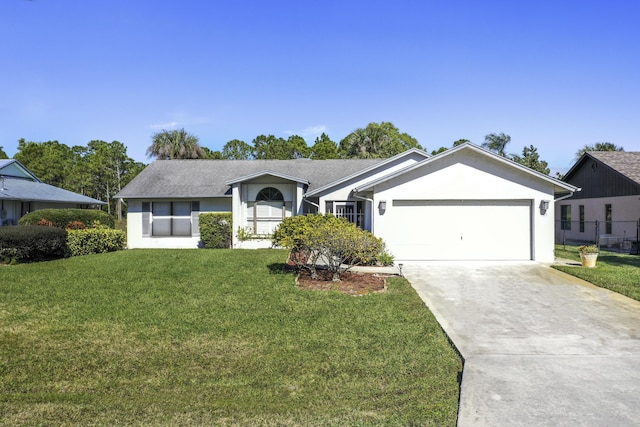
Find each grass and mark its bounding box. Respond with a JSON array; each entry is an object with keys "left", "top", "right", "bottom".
[
  {"left": 554, "top": 244, "right": 640, "bottom": 301},
  {"left": 0, "top": 249, "right": 462, "bottom": 426}
]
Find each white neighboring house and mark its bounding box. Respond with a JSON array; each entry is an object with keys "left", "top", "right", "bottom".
[
  {"left": 0, "top": 159, "right": 105, "bottom": 225},
  {"left": 117, "top": 143, "right": 577, "bottom": 262},
  {"left": 556, "top": 151, "right": 640, "bottom": 248}
]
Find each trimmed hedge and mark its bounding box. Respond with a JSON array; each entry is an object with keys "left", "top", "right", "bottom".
[
  {"left": 0, "top": 225, "right": 68, "bottom": 263},
  {"left": 19, "top": 209, "right": 115, "bottom": 229},
  {"left": 67, "top": 228, "right": 126, "bottom": 256},
  {"left": 199, "top": 212, "right": 232, "bottom": 248}
]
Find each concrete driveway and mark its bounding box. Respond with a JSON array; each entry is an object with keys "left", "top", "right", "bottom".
[{"left": 402, "top": 261, "right": 640, "bottom": 426}]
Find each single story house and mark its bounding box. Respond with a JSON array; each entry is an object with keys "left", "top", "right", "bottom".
[
  {"left": 116, "top": 143, "right": 577, "bottom": 262},
  {"left": 0, "top": 159, "right": 105, "bottom": 226},
  {"left": 556, "top": 151, "right": 640, "bottom": 247}
]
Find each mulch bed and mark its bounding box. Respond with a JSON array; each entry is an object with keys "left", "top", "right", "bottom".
[{"left": 296, "top": 269, "right": 387, "bottom": 296}]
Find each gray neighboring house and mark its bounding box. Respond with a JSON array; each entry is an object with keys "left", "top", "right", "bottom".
[
  {"left": 556, "top": 151, "right": 640, "bottom": 248},
  {"left": 0, "top": 159, "right": 105, "bottom": 226}
]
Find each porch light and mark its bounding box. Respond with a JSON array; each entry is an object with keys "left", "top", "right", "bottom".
[
  {"left": 539, "top": 200, "right": 550, "bottom": 215},
  {"left": 378, "top": 200, "right": 387, "bottom": 211}
]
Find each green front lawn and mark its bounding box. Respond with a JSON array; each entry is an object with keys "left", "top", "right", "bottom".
[
  {"left": 554, "top": 245, "right": 640, "bottom": 301},
  {"left": 0, "top": 249, "right": 462, "bottom": 426}
]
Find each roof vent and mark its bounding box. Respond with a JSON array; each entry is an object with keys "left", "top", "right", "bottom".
[{"left": 0, "top": 176, "right": 5, "bottom": 191}]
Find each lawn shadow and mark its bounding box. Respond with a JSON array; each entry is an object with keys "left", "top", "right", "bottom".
[
  {"left": 267, "top": 262, "right": 297, "bottom": 276},
  {"left": 598, "top": 251, "right": 640, "bottom": 268}
]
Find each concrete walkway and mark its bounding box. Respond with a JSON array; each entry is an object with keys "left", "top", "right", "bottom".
[{"left": 402, "top": 261, "right": 640, "bottom": 426}]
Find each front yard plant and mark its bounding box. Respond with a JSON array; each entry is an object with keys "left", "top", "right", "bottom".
[
  {"left": 0, "top": 225, "right": 68, "bottom": 263},
  {"left": 577, "top": 244, "right": 599, "bottom": 254},
  {"left": 0, "top": 249, "right": 462, "bottom": 426},
  {"left": 273, "top": 213, "right": 384, "bottom": 281},
  {"left": 19, "top": 208, "right": 115, "bottom": 229},
  {"left": 198, "top": 212, "right": 232, "bottom": 248}
]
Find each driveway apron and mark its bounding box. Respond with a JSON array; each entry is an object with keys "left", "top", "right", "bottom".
[{"left": 402, "top": 261, "right": 640, "bottom": 426}]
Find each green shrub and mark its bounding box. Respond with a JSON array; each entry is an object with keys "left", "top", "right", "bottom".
[
  {"left": 19, "top": 209, "right": 115, "bottom": 229},
  {"left": 0, "top": 225, "right": 68, "bottom": 263},
  {"left": 272, "top": 214, "right": 333, "bottom": 251},
  {"left": 376, "top": 245, "right": 395, "bottom": 266},
  {"left": 273, "top": 214, "right": 384, "bottom": 281},
  {"left": 199, "top": 213, "right": 232, "bottom": 249},
  {"left": 67, "top": 228, "right": 126, "bottom": 256}
]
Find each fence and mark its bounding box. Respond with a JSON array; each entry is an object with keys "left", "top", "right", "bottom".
[{"left": 555, "top": 219, "right": 640, "bottom": 254}]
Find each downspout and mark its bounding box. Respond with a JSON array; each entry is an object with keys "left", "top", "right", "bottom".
[
  {"left": 352, "top": 191, "right": 374, "bottom": 234},
  {"left": 554, "top": 189, "right": 580, "bottom": 202}
]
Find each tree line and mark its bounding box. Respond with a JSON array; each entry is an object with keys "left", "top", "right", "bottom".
[
  {"left": 146, "top": 122, "right": 424, "bottom": 161},
  {"left": 146, "top": 125, "right": 557, "bottom": 175},
  {"left": 1, "top": 138, "right": 145, "bottom": 217}
]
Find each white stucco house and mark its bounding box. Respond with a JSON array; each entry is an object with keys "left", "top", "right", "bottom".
[
  {"left": 0, "top": 159, "right": 105, "bottom": 225},
  {"left": 116, "top": 143, "right": 577, "bottom": 262},
  {"left": 556, "top": 151, "right": 640, "bottom": 248}
]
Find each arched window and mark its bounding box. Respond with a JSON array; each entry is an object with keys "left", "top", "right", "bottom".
[{"left": 256, "top": 187, "right": 284, "bottom": 201}]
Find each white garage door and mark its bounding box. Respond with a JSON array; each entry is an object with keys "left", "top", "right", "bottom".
[{"left": 386, "top": 200, "right": 532, "bottom": 260}]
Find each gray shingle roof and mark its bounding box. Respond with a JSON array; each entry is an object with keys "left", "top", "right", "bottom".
[
  {"left": 0, "top": 177, "right": 105, "bottom": 204},
  {"left": 587, "top": 151, "right": 640, "bottom": 185},
  {"left": 116, "top": 158, "right": 384, "bottom": 199}
]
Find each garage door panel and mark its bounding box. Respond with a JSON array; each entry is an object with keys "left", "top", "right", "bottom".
[{"left": 386, "top": 200, "right": 531, "bottom": 260}]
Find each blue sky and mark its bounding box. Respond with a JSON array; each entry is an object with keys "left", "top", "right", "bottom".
[{"left": 1, "top": 0, "right": 639, "bottom": 173}]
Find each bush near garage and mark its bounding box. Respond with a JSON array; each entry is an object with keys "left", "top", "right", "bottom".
[
  {"left": 199, "top": 212, "right": 233, "bottom": 248},
  {"left": 272, "top": 214, "right": 384, "bottom": 281},
  {"left": 19, "top": 208, "right": 115, "bottom": 229},
  {"left": 0, "top": 225, "right": 68, "bottom": 263}
]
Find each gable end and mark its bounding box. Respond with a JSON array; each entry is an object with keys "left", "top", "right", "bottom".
[{"left": 564, "top": 155, "right": 640, "bottom": 199}]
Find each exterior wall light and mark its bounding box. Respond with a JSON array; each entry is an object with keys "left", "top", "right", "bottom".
[
  {"left": 539, "top": 200, "right": 550, "bottom": 215},
  {"left": 378, "top": 200, "right": 387, "bottom": 214}
]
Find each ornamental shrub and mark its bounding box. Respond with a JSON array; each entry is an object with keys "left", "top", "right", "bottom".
[
  {"left": 273, "top": 214, "right": 384, "bottom": 281},
  {"left": 19, "top": 209, "right": 115, "bottom": 229},
  {"left": 66, "top": 228, "right": 126, "bottom": 256},
  {"left": 199, "top": 213, "right": 232, "bottom": 249},
  {"left": 0, "top": 225, "right": 68, "bottom": 263},
  {"left": 272, "top": 213, "right": 333, "bottom": 251}
]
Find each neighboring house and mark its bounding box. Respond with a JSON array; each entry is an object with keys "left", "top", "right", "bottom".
[
  {"left": 0, "top": 159, "right": 105, "bottom": 225},
  {"left": 556, "top": 151, "right": 640, "bottom": 247},
  {"left": 117, "top": 143, "right": 577, "bottom": 262}
]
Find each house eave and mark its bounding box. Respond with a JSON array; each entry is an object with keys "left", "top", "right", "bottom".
[
  {"left": 305, "top": 148, "right": 430, "bottom": 197},
  {"left": 224, "top": 170, "right": 310, "bottom": 186}
]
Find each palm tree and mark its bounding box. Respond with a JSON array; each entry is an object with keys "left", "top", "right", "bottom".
[
  {"left": 146, "top": 128, "right": 207, "bottom": 160},
  {"left": 481, "top": 133, "right": 511, "bottom": 157},
  {"left": 574, "top": 142, "right": 624, "bottom": 161},
  {"left": 340, "top": 126, "right": 390, "bottom": 159}
]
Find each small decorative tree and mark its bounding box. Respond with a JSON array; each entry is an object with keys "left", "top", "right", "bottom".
[{"left": 273, "top": 214, "right": 383, "bottom": 281}]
